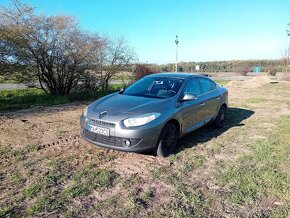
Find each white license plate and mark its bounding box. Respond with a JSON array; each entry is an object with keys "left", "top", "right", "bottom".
[{"left": 88, "top": 124, "right": 109, "bottom": 136}]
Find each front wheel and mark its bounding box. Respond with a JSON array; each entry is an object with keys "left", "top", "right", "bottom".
[
  {"left": 213, "top": 105, "right": 226, "bottom": 128},
  {"left": 156, "top": 123, "right": 178, "bottom": 157}
]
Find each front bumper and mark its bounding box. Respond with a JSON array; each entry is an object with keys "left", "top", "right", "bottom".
[{"left": 80, "top": 115, "right": 162, "bottom": 152}]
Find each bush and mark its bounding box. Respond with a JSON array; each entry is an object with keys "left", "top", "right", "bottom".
[{"left": 133, "top": 64, "right": 157, "bottom": 80}]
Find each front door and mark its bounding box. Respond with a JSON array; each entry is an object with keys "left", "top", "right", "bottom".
[{"left": 179, "top": 78, "right": 205, "bottom": 133}]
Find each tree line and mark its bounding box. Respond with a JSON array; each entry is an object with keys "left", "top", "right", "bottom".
[{"left": 131, "top": 59, "right": 286, "bottom": 75}]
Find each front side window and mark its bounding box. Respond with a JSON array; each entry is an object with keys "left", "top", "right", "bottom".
[
  {"left": 199, "top": 78, "right": 216, "bottom": 94},
  {"left": 182, "top": 78, "right": 201, "bottom": 97},
  {"left": 123, "top": 77, "right": 184, "bottom": 99}
]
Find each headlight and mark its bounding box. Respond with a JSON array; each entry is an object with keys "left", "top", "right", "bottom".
[
  {"left": 83, "top": 106, "right": 88, "bottom": 117},
  {"left": 123, "top": 113, "right": 161, "bottom": 127}
]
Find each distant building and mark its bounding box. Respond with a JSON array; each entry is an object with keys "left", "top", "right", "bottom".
[
  {"left": 252, "top": 66, "right": 261, "bottom": 73},
  {"left": 195, "top": 65, "right": 200, "bottom": 71}
]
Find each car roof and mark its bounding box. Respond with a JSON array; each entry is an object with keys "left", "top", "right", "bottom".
[{"left": 147, "top": 72, "right": 207, "bottom": 79}]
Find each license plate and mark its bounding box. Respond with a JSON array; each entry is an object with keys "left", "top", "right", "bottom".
[{"left": 88, "top": 124, "right": 109, "bottom": 136}]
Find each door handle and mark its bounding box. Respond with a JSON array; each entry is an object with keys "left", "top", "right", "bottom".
[
  {"left": 200, "top": 103, "right": 205, "bottom": 106},
  {"left": 216, "top": 97, "right": 220, "bottom": 100}
]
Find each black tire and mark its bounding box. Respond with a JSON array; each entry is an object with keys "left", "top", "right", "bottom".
[
  {"left": 156, "top": 123, "right": 178, "bottom": 157},
  {"left": 213, "top": 105, "right": 226, "bottom": 128}
]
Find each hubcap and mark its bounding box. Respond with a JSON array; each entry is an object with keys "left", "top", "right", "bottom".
[
  {"left": 220, "top": 109, "right": 225, "bottom": 120},
  {"left": 163, "top": 127, "right": 176, "bottom": 154}
]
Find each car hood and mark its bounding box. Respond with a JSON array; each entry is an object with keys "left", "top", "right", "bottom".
[{"left": 93, "top": 93, "right": 168, "bottom": 114}]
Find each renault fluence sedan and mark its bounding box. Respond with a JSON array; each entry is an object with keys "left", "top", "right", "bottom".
[{"left": 80, "top": 73, "right": 228, "bottom": 157}]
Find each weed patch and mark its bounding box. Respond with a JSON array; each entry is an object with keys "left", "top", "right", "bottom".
[
  {"left": 27, "top": 195, "right": 66, "bottom": 216},
  {"left": 23, "top": 183, "right": 42, "bottom": 199},
  {"left": 64, "top": 165, "right": 118, "bottom": 200}
]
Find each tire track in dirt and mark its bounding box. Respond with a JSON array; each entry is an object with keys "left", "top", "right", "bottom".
[
  {"left": 28, "top": 134, "right": 168, "bottom": 177},
  {"left": 100, "top": 152, "right": 169, "bottom": 177},
  {"left": 36, "top": 135, "right": 81, "bottom": 150}
]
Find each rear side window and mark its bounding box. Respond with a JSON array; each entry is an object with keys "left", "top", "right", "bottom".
[
  {"left": 199, "top": 78, "right": 216, "bottom": 94},
  {"left": 182, "top": 78, "right": 201, "bottom": 96}
]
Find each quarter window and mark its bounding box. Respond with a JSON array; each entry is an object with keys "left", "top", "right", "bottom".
[{"left": 199, "top": 78, "right": 216, "bottom": 94}]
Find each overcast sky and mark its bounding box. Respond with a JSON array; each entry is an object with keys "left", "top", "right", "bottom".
[{"left": 2, "top": 0, "right": 290, "bottom": 64}]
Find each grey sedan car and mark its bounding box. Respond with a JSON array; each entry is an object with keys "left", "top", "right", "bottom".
[{"left": 80, "top": 73, "right": 228, "bottom": 157}]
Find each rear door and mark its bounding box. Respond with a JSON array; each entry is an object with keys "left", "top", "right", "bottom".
[{"left": 198, "top": 78, "right": 220, "bottom": 122}]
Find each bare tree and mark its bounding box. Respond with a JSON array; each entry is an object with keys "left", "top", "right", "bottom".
[
  {"left": 281, "top": 44, "right": 290, "bottom": 73},
  {"left": 97, "top": 37, "right": 136, "bottom": 92},
  {"left": 0, "top": 0, "right": 105, "bottom": 95}
]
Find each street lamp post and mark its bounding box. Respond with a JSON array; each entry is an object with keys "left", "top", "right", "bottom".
[
  {"left": 286, "top": 23, "right": 290, "bottom": 73},
  {"left": 175, "top": 35, "right": 179, "bottom": 72}
]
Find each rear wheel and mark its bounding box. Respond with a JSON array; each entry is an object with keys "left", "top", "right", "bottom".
[
  {"left": 156, "top": 123, "right": 178, "bottom": 157},
  {"left": 213, "top": 105, "right": 226, "bottom": 128}
]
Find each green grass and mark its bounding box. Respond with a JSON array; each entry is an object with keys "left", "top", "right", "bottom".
[
  {"left": 217, "top": 116, "right": 290, "bottom": 216},
  {"left": 27, "top": 195, "right": 67, "bottom": 216},
  {"left": 24, "top": 183, "right": 42, "bottom": 199},
  {"left": 0, "top": 85, "right": 123, "bottom": 112},
  {"left": 10, "top": 172, "right": 25, "bottom": 185},
  {"left": 64, "top": 164, "right": 118, "bottom": 199},
  {"left": 0, "top": 89, "right": 69, "bottom": 111},
  {"left": 73, "top": 165, "right": 117, "bottom": 189},
  {"left": 66, "top": 185, "right": 91, "bottom": 198},
  {"left": 12, "top": 150, "right": 26, "bottom": 162}
]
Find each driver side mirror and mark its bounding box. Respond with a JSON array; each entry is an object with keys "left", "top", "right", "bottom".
[{"left": 180, "top": 93, "right": 197, "bottom": 102}]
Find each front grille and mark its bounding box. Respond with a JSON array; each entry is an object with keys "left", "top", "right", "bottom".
[
  {"left": 82, "top": 129, "right": 141, "bottom": 147},
  {"left": 89, "top": 119, "right": 115, "bottom": 127}
]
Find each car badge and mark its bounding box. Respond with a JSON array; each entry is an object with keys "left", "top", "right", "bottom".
[{"left": 99, "top": 111, "right": 107, "bottom": 119}]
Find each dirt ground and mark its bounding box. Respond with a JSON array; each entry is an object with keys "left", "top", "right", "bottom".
[
  {"left": 0, "top": 103, "right": 168, "bottom": 177},
  {"left": 1, "top": 75, "right": 290, "bottom": 217}
]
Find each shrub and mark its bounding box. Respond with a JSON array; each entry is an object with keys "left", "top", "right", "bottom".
[{"left": 133, "top": 64, "right": 157, "bottom": 80}]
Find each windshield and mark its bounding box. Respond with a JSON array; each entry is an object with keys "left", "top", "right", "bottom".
[{"left": 123, "top": 77, "right": 184, "bottom": 99}]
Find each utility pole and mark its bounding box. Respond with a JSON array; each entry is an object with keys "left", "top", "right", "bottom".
[
  {"left": 175, "top": 35, "right": 179, "bottom": 72},
  {"left": 285, "top": 23, "right": 290, "bottom": 73}
]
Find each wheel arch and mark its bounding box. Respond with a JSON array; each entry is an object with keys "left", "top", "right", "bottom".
[
  {"left": 221, "top": 103, "right": 227, "bottom": 110},
  {"left": 163, "top": 118, "right": 181, "bottom": 136}
]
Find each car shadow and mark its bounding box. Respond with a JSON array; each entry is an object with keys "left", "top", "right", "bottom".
[{"left": 174, "top": 107, "right": 255, "bottom": 155}]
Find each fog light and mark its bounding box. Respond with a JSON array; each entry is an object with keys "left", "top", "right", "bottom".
[{"left": 125, "top": 140, "right": 131, "bottom": 147}]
